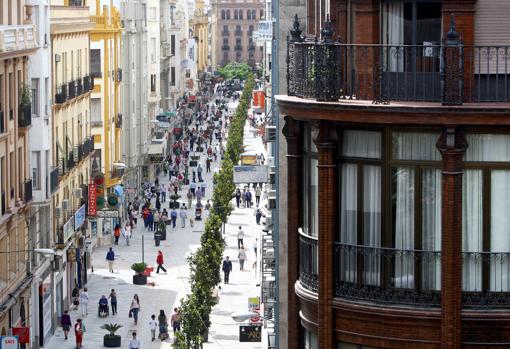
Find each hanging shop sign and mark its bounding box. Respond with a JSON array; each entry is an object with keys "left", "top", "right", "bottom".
[
  {"left": 74, "top": 204, "right": 86, "bottom": 230},
  {"left": 248, "top": 297, "right": 260, "bottom": 310},
  {"left": 96, "top": 210, "right": 120, "bottom": 218},
  {"left": 0, "top": 336, "right": 19, "bottom": 348},
  {"left": 233, "top": 165, "right": 268, "bottom": 184},
  {"left": 12, "top": 327, "right": 29, "bottom": 344},
  {"left": 63, "top": 216, "right": 75, "bottom": 242},
  {"left": 88, "top": 184, "right": 97, "bottom": 216},
  {"left": 239, "top": 325, "right": 262, "bottom": 342}
]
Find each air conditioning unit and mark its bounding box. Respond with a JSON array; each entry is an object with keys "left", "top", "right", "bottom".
[
  {"left": 75, "top": 188, "right": 83, "bottom": 198},
  {"left": 265, "top": 125, "right": 277, "bottom": 142},
  {"left": 62, "top": 199, "right": 69, "bottom": 211},
  {"left": 55, "top": 207, "right": 62, "bottom": 217},
  {"left": 52, "top": 255, "right": 63, "bottom": 272}
]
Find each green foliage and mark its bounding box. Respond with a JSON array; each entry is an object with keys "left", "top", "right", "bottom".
[
  {"left": 101, "top": 323, "right": 123, "bottom": 337},
  {"left": 130, "top": 262, "right": 147, "bottom": 274},
  {"left": 20, "top": 85, "right": 30, "bottom": 106},
  {"left": 217, "top": 62, "right": 252, "bottom": 80},
  {"left": 176, "top": 74, "right": 255, "bottom": 348}
]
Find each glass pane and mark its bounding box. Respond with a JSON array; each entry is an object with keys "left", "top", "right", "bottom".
[
  {"left": 340, "top": 164, "right": 357, "bottom": 283},
  {"left": 302, "top": 158, "right": 309, "bottom": 233},
  {"left": 416, "top": 2, "right": 442, "bottom": 45},
  {"left": 465, "top": 134, "right": 510, "bottom": 162},
  {"left": 392, "top": 132, "right": 441, "bottom": 160},
  {"left": 421, "top": 169, "right": 441, "bottom": 290},
  {"left": 363, "top": 165, "right": 381, "bottom": 286},
  {"left": 462, "top": 170, "right": 483, "bottom": 291},
  {"left": 392, "top": 167, "right": 415, "bottom": 288},
  {"left": 310, "top": 158, "right": 318, "bottom": 237},
  {"left": 491, "top": 170, "right": 510, "bottom": 291},
  {"left": 342, "top": 130, "right": 382, "bottom": 159}
]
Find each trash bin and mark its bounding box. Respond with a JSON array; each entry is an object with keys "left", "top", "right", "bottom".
[{"left": 155, "top": 236, "right": 161, "bottom": 247}]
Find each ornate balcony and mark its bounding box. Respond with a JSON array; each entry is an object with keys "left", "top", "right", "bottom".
[
  {"left": 299, "top": 229, "right": 318, "bottom": 293},
  {"left": 55, "top": 84, "right": 68, "bottom": 104},
  {"left": 287, "top": 15, "right": 510, "bottom": 105},
  {"left": 76, "top": 78, "right": 83, "bottom": 95},
  {"left": 68, "top": 80, "right": 76, "bottom": 99},
  {"left": 0, "top": 25, "right": 38, "bottom": 55}
]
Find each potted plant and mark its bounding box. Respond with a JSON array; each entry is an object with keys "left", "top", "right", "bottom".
[
  {"left": 101, "top": 323, "right": 123, "bottom": 347},
  {"left": 131, "top": 262, "right": 147, "bottom": 285},
  {"left": 19, "top": 85, "right": 31, "bottom": 125},
  {"left": 169, "top": 194, "right": 181, "bottom": 209}
]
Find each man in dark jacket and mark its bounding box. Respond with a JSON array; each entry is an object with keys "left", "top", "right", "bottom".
[{"left": 222, "top": 256, "right": 233, "bottom": 284}]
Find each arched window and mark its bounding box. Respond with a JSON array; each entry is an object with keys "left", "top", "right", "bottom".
[
  {"left": 239, "top": 9, "right": 243, "bottom": 20},
  {"left": 260, "top": 9, "right": 264, "bottom": 19},
  {"left": 247, "top": 9, "right": 252, "bottom": 20},
  {"left": 234, "top": 9, "right": 238, "bottom": 20},
  {"left": 226, "top": 9, "right": 230, "bottom": 20},
  {"left": 252, "top": 9, "right": 256, "bottom": 20},
  {"left": 221, "top": 10, "right": 225, "bottom": 20}
]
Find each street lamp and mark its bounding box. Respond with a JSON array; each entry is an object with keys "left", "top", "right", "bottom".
[{"left": 230, "top": 311, "right": 262, "bottom": 323}]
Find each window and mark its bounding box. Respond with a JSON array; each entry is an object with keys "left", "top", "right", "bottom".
[
  {"left": 236, "top": 38, "right": 241, "bottom": 46},
  {"left": 151, "top": 38, "right": 156, "bottom": 63},
  {"left": 302, "top": 329, "right": 317, "bottom": 349},
  {"left": 32, "top": 151, "right": 41, "bottom": 190},
  {"left": 8, "top": 73, "right": 13, "bottom": 119},
  {"left": 149, "top": 7, "right": 156, "bottom": 20},
  {"left": 239, "top": 9, "right": 243, "bottom": 20},
  {"left": 260, "top": 9, "right": 264, "bottom": 19},
  {"left": 31, "top": 78, "right": 39, "bottom": 117},
  {"left": 223, "top": 38, "right": 228, "bottom": 45},
  {"left": 150, "top": 74, "right": 156, "bottom": 92},
  {"left": 251, "top": 9, "right": 256, "bottom": 20},
  {"left": 170, "top": 67, "right": 175, "bottom": 86},
  {"left": 170, "top": 6, "right": 176, "bottom": 24},
  {"left": 185, "top": 69, "right": 191, "bottom": 78},
  {"left": 221, "top": 10, "right": 225, "bottom": 20},
  {"left": 90, "top": 49, "right": 101, "bottom": 77},
  {"left": 247, "top": 9, "right": 252, "bottom": 20},
  {"left": 223, "top": 25, "right": 228, "bottom": 34},
  {"left": 234, "top": 9, "right": 238, "bottom": 20},
  {"left": 44, "top": 77, "right": 49, "bottom": 116},
  {"left": 249, "top": 25, "right": 254, "bottom": 35},
  {"left": 302, "top": 123, "right": 319, "bottom": 237},
  {"left": 170, "top": 35, "right": 176, "bottom": 56},
  {"left": 226, "top": 10, "right": 230, "bottom": 20}
]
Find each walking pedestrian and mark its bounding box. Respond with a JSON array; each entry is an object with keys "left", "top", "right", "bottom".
[
  {"left": 158, "top": 309, "right": 168, "bottom": 340},
  {"left": 148, "top": 210, "right": 154, "bottom": 231},
  {"left": 171, "top": 307, "right": 181, "bottom": 334},
  {"left": 190, "top": 181, "right": 196, "bottom": 197},
  {"left": 79, "top": 288, "right": 89, "bottom": 316},
  {"left": 109, "top": 289, "right": 117, "bottom": 315},
  {"left": 128, "top": 332, "right": 141, "bottom": 349},
  {"left": 237, "top": 226, "right": 244, "bottom": 249},
  {"left": 113, "top": 224, "right": 121, "bottom": 245},
  {"left": 129, "top": 294, "right": 140, "bottom": 325},
  {"left": 222, "top": 256, "right": 233, "bottom": 284},
  {"left": 197, "top": 163, "right": 203, "bottom": 182},
  {"left": 156, "top": 250, "right": 167, "bottom": 274},
  {"left": 253, "top": 238, "right": 258, "bottom": 258},
  {"left": 187, "top": 189, "right": 193, "bottom": 208},
  {"left": 123, "top": 224, "right": 131, "bottom": 246},
  {"left": 170, "top": 207, "right": 177, "bottom": 228},
  {"left": 179, "top": 206, "right": 187, "bottom": 228},
  {"left": 61, "top": 310, "right": 71, "bottom": 340},
  {"left": 238, "top": 246, "right": 247, "bottom": 270},
  {"left": 255, "top": 185, "right": 262, "bottom": 206},
  {"left": 149, "top": 314, "right": 158, "bottom": 341},
  {"left": 74, "top": 318, "right": 85, "bottom": 349},
  {"left": 235, "top": 188, "right": 241, "bottom": 208},
  {"left": 255, "top": 209, "right": 262, "bottom": 225},
  {"left": 161, "top": 184, "right": 167, "bottom": 202},
  {"left": 106, "top": 247, "right": 115, "bottom": 273}
]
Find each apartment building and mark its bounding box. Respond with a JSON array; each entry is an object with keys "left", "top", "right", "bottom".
[
  {"left": 147, "top": 0, "right": 160, "bottom": 121},
  {"left": 0, "top": 0, "right": 38, "bottom": 337},
  {"left": 160, "top": 0, "right": 181, "bottom": 111},
  {"left": 277, "top": 0, "right": 510, "bottom": 348},
  {"left": 27, "top": 0, "right": 57, "bottom": 345},
  {"left": 121, "top": 0, "right": 149, "bottom": 196},
  {"left": 190, "top": 0, "right": 209, "bottom": 74},
  {"left": 50, "top": 0, "right": 94, "bottom": 317},
  {"left": 89, "top": 0, "right": 123, "bottom": 189},
  {"left": 210, "top": 0, "right": 264, "bottom": 68}
]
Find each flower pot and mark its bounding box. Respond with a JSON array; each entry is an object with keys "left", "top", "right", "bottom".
[
  {"left": 104, "top": 335, "right": 121, "bottom": 347},
  {"left": 133, "top": 274, "right": 147, "bottom": 285}
]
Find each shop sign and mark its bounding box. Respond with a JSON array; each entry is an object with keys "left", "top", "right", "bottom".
[
  {"left": 234, "top": 165, "right": 268, "bottom": 184},
  {"left": 12, "top": 327, "right": 29, "bottom": 344},
  {"left": 63, "top": 216, "right": 74, "bottom": 242},
  {"left": 74, "top": 204, "right": 86, "bottom": 230},
  {"left": 239, "top": 325, "right": 262, "bottom": 342},
  {"left": 0, "top": 336, "right": 19, "bottom": 348},
  {"left": 96, "top": 210, "right": 120, "bottom": 218},
  {"left": 248, "top": 297, "right": 260, "bottom": 310},
  {"left": 88, "top": 184, "right": 97, "bottom": 216}
]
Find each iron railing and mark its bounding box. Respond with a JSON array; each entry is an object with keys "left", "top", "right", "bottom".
[
  {"left": 83, "top": 75, "right": 91, "bottom": 91},
  {"left": 50, "top": 167, "right": 59, "bottom": 193},
  {"left": 24, "top": 179, "right": 33, "bottom": 203},
  {"left": 76, "top": 78, "right": 83, "bottom": 95},
  {"left": 68, "top": 80, "right": 76, "bottom": 99},
  {"left": 287, "top": 15, "right": 510, "bottom": 104},
  {"left": 1, "top": 191, "right": 5, "bottom": 215},
  {"left": 67, "top": 151, "right": 75, "bottom": 170},
  {"left": 222, "top": 45, "right": 230, "bottom": 51},
  {"left": 18, "top": 104, "right": 31, "bottom": 127},
  {"left": 83, "top": 137, "right": 94, "bottom": 155},
  {"left": 55, "top": 84, "right": 68, "bottom": 104},
  {"left": 299, "top": 228, "right": 319, "bottom": 293},
  {"left": 0, "top": 110, "right": 4, "bottom": 133}
]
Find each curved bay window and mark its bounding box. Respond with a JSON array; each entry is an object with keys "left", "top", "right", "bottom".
[
  {"left": 463, "top": 134, "right": 510, "bottom": 303},
  {"left": 335, "top": 130, "right": 443, "bottom": 306},
  {"left": 299, "top": 123, "right": 319, "bottom": 292}
]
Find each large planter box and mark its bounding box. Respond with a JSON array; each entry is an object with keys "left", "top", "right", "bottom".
[
  {"left": 104, "top": 335, "right": 121, "bottom": 347},
  {"left": 133, "top": 274, "right": 147, "bottom": 285}
]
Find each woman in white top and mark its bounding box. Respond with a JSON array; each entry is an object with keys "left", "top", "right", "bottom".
[{"left": 238, "top": 246, "right": 247, "bottom": 271}]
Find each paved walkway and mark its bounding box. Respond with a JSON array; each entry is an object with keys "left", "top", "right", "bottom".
[{"left": 44, "top": 101, "right": 266, "bottom": 349}]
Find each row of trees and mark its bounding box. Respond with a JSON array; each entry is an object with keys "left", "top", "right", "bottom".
[{"left": 175, "top": 75, "right": 255, "bottom": 348}]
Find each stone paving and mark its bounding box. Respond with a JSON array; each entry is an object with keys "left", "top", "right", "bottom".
[{"left": 44, "top": 101, "right": 267, "bottom": 349}]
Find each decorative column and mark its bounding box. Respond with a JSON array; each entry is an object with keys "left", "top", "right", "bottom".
[
  {"left": 282, "top": 116, "right": 303, "bottom": 349},
  {"left": 436, "top": 127, "right": 467, "bottom": 349},
  {"left": 314, "top": 121, "right": 338, "bottom": 349}
]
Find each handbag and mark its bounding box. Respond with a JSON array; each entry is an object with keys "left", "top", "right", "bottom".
[{"left": 129, "top": 309, "right": 133, "bottom": 318}]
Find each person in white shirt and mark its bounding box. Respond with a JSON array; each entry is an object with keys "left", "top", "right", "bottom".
[
  {"left": 79, "top": 288, "right": 89, "bottom": 316},
  {"left": 123, "top": 224, "right": 131, "bottom": 246},
  {"left": 148, "top": 315, "right": 158, "bottom": 341},
  {"left": 128, "top": 332, "right": 141, "bottom": 349},
  {"left": 237, "top": 226, "right": 244, "bottom": 249}
]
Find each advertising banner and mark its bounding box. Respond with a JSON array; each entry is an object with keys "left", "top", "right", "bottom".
[{"left": 88, "top": 184, "right": 97, "bottom": 216}]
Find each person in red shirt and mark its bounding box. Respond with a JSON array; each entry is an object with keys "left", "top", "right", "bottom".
[
  {"left": 74, "top": 318, "right": 84, "bottom": 348},
  {"left": 156, "top": 250, "right": 167, "bottom": 274},
  {"left": 113, "top": 224, "right": 121, "bottom": 245}
]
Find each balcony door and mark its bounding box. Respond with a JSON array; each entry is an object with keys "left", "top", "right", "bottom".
[{"left": 381, "top": 1, "right": 442, "bottom": 101}]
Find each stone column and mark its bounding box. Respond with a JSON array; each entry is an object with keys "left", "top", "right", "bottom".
[
  {"left": 436, "top": 127, "right": 467, "bottom": 349},
  {"left": 314, "top": 121, "right": 338, "bottom": 349},
  {"left": 282, "top": 116, "right": 303, "bottom": 349}
]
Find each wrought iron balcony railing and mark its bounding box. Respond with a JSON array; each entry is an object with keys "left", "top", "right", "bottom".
[
  {"left": 24, "top": 179, "right": 33, "bottom": 203},
  {"left": 55, "top": 84, "right": 68, "bottom": 104},
  {"left": 68, "top": 80, "right": 76, "bottom": 99},
  {"left": 235, "top": 45, "right": 242, "bottom": 51},
  {"left": 299, "top": 229, "right": 318, "bottom": 293},
  {"left": 222, "top": 45, "right": 230, "bottom": 51},
  {"left": 50, "top": 167, "right": 59, "bottom": 193},
  {"left": 287, "top": 15, "right": 510, "bottom": 105},
  {"left": 76, "top": 78, "right": 83, "bottom": 95}
]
